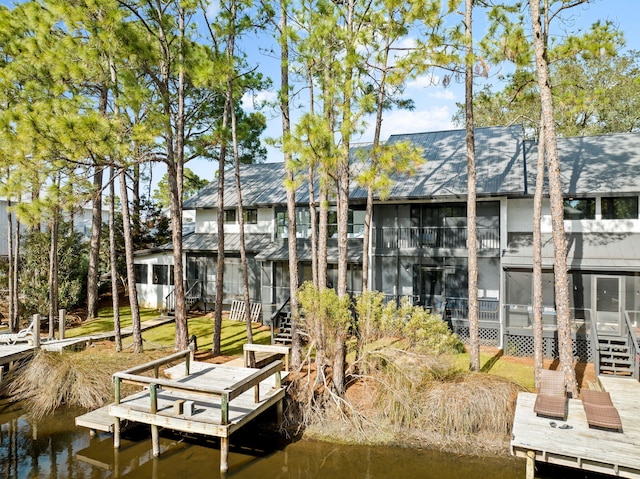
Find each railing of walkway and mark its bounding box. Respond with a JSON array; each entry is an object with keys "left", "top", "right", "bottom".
[{"left": 374, "top": 226, "right": 500, "bottom": 250}]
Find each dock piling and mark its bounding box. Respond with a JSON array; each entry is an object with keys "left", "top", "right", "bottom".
[{"left": 526, "top": 450, "right": 535, "bottom": 479}]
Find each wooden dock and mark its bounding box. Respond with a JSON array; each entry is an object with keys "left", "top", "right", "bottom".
[
  {"left": 511, "top": 376, "right": 640, "bottom": 478},
  {"left": 99, "top": 350, "right": 285, "bottom": 474}
]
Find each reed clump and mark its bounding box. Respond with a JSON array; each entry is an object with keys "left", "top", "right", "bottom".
[{"left": 2, "top": 346, "right": 172, "bottom": 420}]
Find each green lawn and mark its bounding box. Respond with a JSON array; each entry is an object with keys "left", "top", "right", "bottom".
[
  {"left": 65, "top": 308, "right": 272, "bottom": 356},
  {"left": 453, "top": 350, "right": 535, "bottom": 391}
]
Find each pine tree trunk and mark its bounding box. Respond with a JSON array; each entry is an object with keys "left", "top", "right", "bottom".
[
  {"left": 533, "top": 123, "right": 545, "bottom": 388},
  {"left": 530, "top": 0, "right": 577, "bottom": 396},
  {"left": 86, "top": 166, "right": 103, "bottom": 321},
  {"left": 87, "top": 87, "right": 108, "bottom": 321},
  {"left": 119, "top": 169, "right": 143, "bottom": 353},
  {"left": 7, "top": 197, "right": 16, "bottom": 333},
  {"left": 172, "top": 5, "right": 188, "bottom": 351},
  {"left": 48, "top": 176, "right": 60, "bottom": 340},
  {"left": 279, "top": 1, "right": 301, "bottom": 367},
  {"left": 110, "top": 167, "right": 122, "bottom": 352},
  {"left": 465, "top": 0, "right": 480, "bottom": 372}
]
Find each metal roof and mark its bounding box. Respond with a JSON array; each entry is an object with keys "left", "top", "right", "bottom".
[
  {"left": 136, "top": 232, "right": 274, "bottom": 254},
  {"left": 524, "top": 132, "right": 640, "bottom": 196},
  {"left": 384, "top": 125, "right": 526, "bottom": 198},
  {"left": 183, "top": 125, "right": 527, "bottom": 209},
  {"left": 254, "top": 239, "right": 364, "bottom": 263}
]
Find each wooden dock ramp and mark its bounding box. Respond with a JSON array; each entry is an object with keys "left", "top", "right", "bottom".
[
  {"left": 104, "top": 350, "right": 285, "bottom": 474},
  {"left": 511, "top": 377, "right": 640, "bottom": 478}
]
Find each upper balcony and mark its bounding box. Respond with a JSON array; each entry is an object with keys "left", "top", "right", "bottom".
[{"left": 373, "top": 225, "right": 500, "bottom": 252}]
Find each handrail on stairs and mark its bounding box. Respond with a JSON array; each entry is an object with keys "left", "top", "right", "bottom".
[
  {"left": 623, "top": 310, "right": 639, "bottom": 380},
  {"left": 589, "top": 310, "right": 601, "bottom": 376},
  {"left": 269, "top": 296, "right": 290, "bottom": 343},
  {"left": 164, "top": 280, "right": 202, "bottom": 314}
]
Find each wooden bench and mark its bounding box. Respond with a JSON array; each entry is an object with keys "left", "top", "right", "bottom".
[
  {"left": 243, "top": 343, "right": 291, "bottom": 371},
  {"left": 229, "top": 300, "right": 262, "bottom": 323}
]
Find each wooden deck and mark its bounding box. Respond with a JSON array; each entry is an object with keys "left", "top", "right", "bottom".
[
  {"left": 511, "top": 376, "right": 640, "bottom": 478},
  {"left": 101, "top": 350, "right": 285, "bottom": 473}
]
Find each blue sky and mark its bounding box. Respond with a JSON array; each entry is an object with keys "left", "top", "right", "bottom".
[{"left": 2, "top": 0, "right": 640, "bottom": 184}]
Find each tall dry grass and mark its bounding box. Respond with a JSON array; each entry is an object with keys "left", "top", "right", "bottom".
[{"left": 2, "top": 346, "right": 173, "bottom": 419}]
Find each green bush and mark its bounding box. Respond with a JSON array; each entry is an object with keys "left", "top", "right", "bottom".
[{"left": 20, "top": 221, "right": 89, "bottom": 316}]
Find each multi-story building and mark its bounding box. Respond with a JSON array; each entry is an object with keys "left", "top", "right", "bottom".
[{"left": 134, "top": 126, "right": 640, "bottom": 374}]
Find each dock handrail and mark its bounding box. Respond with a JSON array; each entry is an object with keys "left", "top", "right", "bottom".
[{"left": 113, "top": 355, "right": 283, "bottom": 425}]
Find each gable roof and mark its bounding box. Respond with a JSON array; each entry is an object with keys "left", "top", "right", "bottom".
[
  {"left": 183, "top": 125, "right": 527, "bottom": 209},
  {"left": 524, "top": 131, "right": 640, "bottom": 195}
]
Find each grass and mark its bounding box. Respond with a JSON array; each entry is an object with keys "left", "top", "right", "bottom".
[
  {"left": 65, "top": 307, "right": 272, "bottom": 356},
  {"left": 452, "top": 350, "right": 535, "bottom": 391},
  {"left": 64, "top": 306, "right": 160, "bottom": 338}
]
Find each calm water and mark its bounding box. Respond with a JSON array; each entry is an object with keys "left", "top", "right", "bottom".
[{"left": 0, "top": 402, "right": 609, "bottom": 479}]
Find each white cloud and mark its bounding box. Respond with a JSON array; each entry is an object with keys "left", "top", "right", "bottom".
[
  {"left": 427, "top": 89, "right": 455, "bottom": 100},
  {"left": 407, "top": 73, "right": 439, "bottom": 89},
  {"left": 242, "top": 90, "right": 278, "bottom": 111},
  {"left": 361, "top": 107, "right": 455, "bottom": 141}
]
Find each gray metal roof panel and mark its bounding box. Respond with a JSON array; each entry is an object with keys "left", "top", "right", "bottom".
[
  {"left": 181, "top": 233, "right": 273, "bottom": 253},
  {"left": 254, "top": 239, "right": 363, "bottom": 263},
  {"left": 385, "top": 125, "right": 525, "bottom": 198},
  {"left": 524, "top": 132, "right": 640, "bottom": 195},
  {"left": 183, "top": 126, "right": 526, "bottom": 209}
]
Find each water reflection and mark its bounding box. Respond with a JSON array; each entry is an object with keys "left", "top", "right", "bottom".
[{"left": 6, "top": 401, "right": 602, "bottom": 479}]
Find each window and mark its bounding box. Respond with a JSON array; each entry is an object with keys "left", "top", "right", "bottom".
[
  {"left": 223, "top": 209, "right": 237, "bottom": 224},
  {"left": 601, "top": 196, "right": 638, "bottom": 220},
  {"left": 563, "top": 198, "right": 595, "bottom": 220},
  {"left": 134, "top": 264, "right": 148, "bottom": 284},
  {"left": 244, "top": 208, "right": 258, "bottom": 224},
  {"left": 153, "top": 264, "right": 169, "bottom": 285}
]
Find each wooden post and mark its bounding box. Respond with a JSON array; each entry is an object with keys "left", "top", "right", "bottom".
[
  {"left": 151, "top": 425, "right": 160, "bottom": 456},
  {"left": 33, "top": 314, "right": 40, "bottom": 348},
  {"left": 221, "top": 392, "right": 229, "bottom": 425},
  {"left": 58, "top": 309, "right": 65, "bottom": 340},
  {"left": 526, "top": 450, "right": 536, "bottom": 479},
  {"left": 150, "top": 383, "right": 160, "bottom": 456},
  {"left": 114, "top": 377, "right": 121, "bottom": 405},
  {"left": 150, "top": 384, "right": 158, "bottom": 413},
  {"left": 114, "top": 417, "right": 121, "bottom": 449},
  {"left": 113, "top": 376, "right": 121, "bottom": 449},
  {"left": 220, "top": 437, "right": 229, "bottom": 473},
  {"left": 276, "top": 399, "right": 283, "bottom": 425}
]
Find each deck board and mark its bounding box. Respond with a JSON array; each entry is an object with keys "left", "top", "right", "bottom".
[{"left": 511, "top": 377, "right": 640, "bottom": 478}]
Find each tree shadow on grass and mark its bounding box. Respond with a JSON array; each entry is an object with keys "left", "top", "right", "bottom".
[{"left": 480, "top": 349, "right": 504, "bottom": 373}]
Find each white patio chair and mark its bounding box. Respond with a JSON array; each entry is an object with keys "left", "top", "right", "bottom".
[{"left": 0, "top": 318, "right": 37, "bottom": 345}]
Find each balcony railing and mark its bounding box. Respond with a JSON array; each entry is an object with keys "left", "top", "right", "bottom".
[
  {"left": 374, "top": 226, "right": 499, "bottom": 250},
  {"left": 504, "top": 304, "right": 592, "bottom": 332}
]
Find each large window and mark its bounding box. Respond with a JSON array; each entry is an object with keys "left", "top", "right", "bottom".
[
  {"left": 563, "top": 198, "right": 595, "bottom": 219},
  {"left": 276, "top": 207, "right": 365, "bottom": 239},
  {"left": 152, "top": 265, "right": 174, "bottom": 285},
  {"left": 601, "top": 196, "right": 638, "bottom": 220},
  {"left": 134, "top": 264, "right": 148, "bottom": 284}
]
